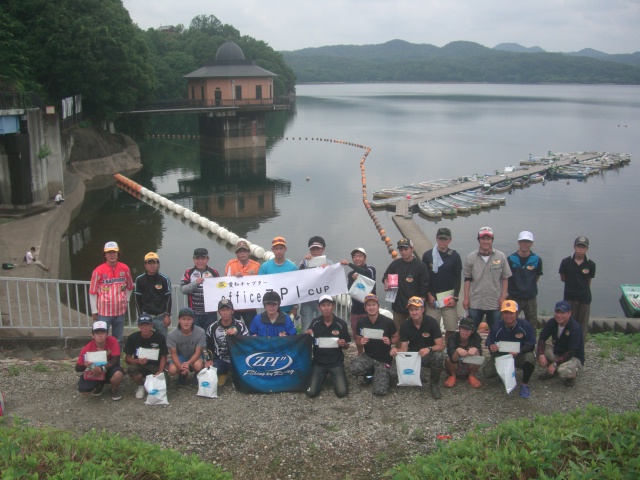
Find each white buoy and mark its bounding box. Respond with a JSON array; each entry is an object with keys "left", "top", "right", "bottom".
[
  {"left": 160, "top": 198, "right": 169, "bottom": 207},
  {"left": 263, "top": 250, "right": 274, "bottom": 261},
  {"left": 191, "top": 214, "right": 202, "bottom": 224},
  {"left": 140, "top": 187, "right": 148, "bottom": 196},
  {"left": 254, "top": 246, "right": 265, "bottom": 258},
  {"left": 217, "top": 227, "right": 229, "bottom": 240},
  {"left": 228, "top": 233, "right": 239, "bottom": 245},
  {"left": 199, "top": 218, "right": 211, "bottom": 229},
  {"left": 174, "top": 205, "right": 185, "bottom": 215},
  {"left": 183, "top": 209, "right": 193, "bottom": 220}
]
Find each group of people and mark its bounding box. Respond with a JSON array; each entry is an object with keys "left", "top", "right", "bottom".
[{"left": 78, "top": 228, "right": 594, "bottom": 400}]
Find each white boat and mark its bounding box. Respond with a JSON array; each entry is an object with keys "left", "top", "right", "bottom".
[
  {"left": 443, "top": 195, "right": 481, "bottom": 211},
  {"left": 417, "top": 201, "right": 442, "bottom": 218},
  {"left": 450, "top": 193, "right": 492, "bottom": 209}
]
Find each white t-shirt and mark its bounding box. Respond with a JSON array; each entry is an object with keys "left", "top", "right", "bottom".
[{"left": 25, "top": 251, "right": 35, "bottom": 265}]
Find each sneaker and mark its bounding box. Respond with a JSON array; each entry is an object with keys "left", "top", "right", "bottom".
[
  {"left": 176, "top": 374, "right": 187, "bottom": 386},
  {"left": 538, "top": 371, "right": 555, "bottom": 381},
  {"left": 519, "top": 384, "right": 531, "bottom": 398},
  {"left": 217, "top": 373, "right": 227, "bottom": 387},
  {"left": 564, "top": 377, "right": 576, "bottom": 387},
  {"left": 135, "top": 386, "right": 146, "bottom": 399},
  {"left": 111, "top": 390, "right": 123, "bottom": 401},
  {"left": 444, "top": 376, "right": 457, "bottom": 388},
  {"left": 467, "top": 375, "right": 482, "bottom": 388},
  {"left": 363, "top": 375, "right": 373, "bottom": 386},
  {"left": 91, "top": 384, "right": 104, "bottom": 397}
]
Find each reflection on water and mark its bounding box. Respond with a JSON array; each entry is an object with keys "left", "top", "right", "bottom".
[{"left": 67, "top": 84, "right": 640, "bottom": 316}]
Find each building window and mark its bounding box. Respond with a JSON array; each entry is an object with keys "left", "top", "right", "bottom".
[
  {"left": 256, "top": 85, "right": 262, "bottom": 100},
  {"left": 235, "top": 85, "right": 242, "bottom": 100},
  {"left": 191, "top": 86, "right": 195, "bottom": 99},
  {"left": 201, "top": 86, "right": 205, "bottom": 99}
]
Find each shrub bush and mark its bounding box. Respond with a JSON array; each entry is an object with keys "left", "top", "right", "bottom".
[
  {"left": 388, "top": 405, "right": 640, "bottom": 479},
  {"left": 0, "top": 419, "right": 231, "bottom": 479}
]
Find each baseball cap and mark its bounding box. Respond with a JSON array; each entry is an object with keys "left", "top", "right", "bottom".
[
  {"left": 478, "top": 227, "right": 494, "bottom": 238},
  {"left": 407, "top": 296, "right": 424, "bottom": 308},
  {"left": 308, "top": 236, "right": 326, "bottom": 249},
  {"left": 92, "top": 320, "right": 108, "bottom": 332},
  {"left": 104, "top": 241, "right": 119, "bottom": 252},
  {"left": 263, "top": 291, "right": 281, "bottom": 305},
  {"left": 351, "top": 247, "right": 367, "bottom": 256},
  {"left": 178, "top": 307, "right": 195, "bottom": 318},
  {"left": 458, "top": 317, "right": 475, "bottom": 331},
  {"left": 235, "top": 240, "right": 250, "bottom": 252},
  {"left": 272, "top": 236, "right": 286, "bottom": 247},
  {"left": 397, "top": 238, "right": 413, "bottom": 248},
  {"left": 144, "top": 252, "right": 159, "bottom": 262},
  {"left": 501, "top": 300, "right": 518, "bottom": 313},
  {"left": 518, "top": 231, "right": 534, "bottom": 242},
  {"left": 218, "top": 298, "right": 234, "bottom": 310},
  {"left": 555, "top": 301, "right": 572, "bottom": 313},
  {"left": 363, "top": 294, "right": 379, "bottom": 304},
  {"left": 137, "top": 314, "right": 153, "bottom": 324},
  {"left": 574, "top": 236, "right": 589, "bottom": 247},
  {"left": 193, "top": 247, "right": 208, "bottom": 257},
  {"left": 436, "top": 227, "right": 452, "bottom": 239},
  {"left": 319, "top": 294, "right": 334, "bottom": 304}
]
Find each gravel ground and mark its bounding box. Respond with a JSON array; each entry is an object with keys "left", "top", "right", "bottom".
[{"left": 1, "top": 341, "right": 639, "bottom": 480}]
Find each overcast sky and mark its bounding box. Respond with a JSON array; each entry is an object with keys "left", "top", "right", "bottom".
[{"left": 122, "top": 0, "right": 640, "bottom": 54}]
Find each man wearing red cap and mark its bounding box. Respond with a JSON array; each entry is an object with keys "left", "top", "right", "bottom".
[
  {"left": 463, "top": 227, "right": 511, "bottom": 330},
  {"left": 259, "top": 236, "right": 298, "bottom": 316},
  {"left": 90, "top": 241, "right": 134, "bottom": 345}
]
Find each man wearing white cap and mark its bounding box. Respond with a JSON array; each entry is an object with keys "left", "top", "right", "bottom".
[
  {"left": 75, "top": 321, "right": 125, "bottom": 401},
  {"left": 90, "top": 241, "right": 134, "bottom": 345},
  {"left": 463, "top": 227, "right": 511, "bottom": 330},
  {"left": 507, "top": 231, "right": 543, "bottom": 326},
  {"left": 305, "top": 294, "right": 351, "bottom": 398}
]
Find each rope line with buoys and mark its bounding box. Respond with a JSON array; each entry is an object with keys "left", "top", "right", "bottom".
[
  {"left": 115, "top": 135, "right": 397, "bottom": 258},
  {"left": 113, "top": 174, "right": 274, "bottom": 262}
]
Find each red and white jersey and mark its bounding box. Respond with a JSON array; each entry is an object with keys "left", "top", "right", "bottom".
[{"left": 90, "top": 262, "right": 134, "bottom": 316}]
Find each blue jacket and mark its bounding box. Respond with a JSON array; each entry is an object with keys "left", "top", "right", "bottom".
[
  {"left": 507, "top": 252, "right": 542, "bottom": 299},
  {"left": 249, "top": 312, "right": 297, "bottom": 337},
  {"left": 486, "top": 317, "right": 536, "bottom": 355}
]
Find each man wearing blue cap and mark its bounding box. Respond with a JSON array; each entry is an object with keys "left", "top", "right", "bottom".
[
  {"left": 124, "top": 314, "right": 168, "bottom": 400},
  {"left": 536, "top": 301, "right": 584, "bottom": 387}
]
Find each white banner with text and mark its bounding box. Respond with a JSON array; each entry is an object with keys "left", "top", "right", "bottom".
[{"left": 203, "top": 263, "right": 348, "bottom": 311}]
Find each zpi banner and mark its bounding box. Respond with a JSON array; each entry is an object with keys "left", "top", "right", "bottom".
[
  {"left": 203, "top": 263, "right": 347, "bottom": 311},
  {"left": 228, "top": 334, "right": 313, "bottom": 393}
]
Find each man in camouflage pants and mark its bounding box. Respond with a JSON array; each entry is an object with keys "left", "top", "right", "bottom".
[{"left": 350, "top": 294, "right": 399, "bottom": 396}]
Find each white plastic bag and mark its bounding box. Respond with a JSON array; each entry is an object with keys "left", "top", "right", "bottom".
[
  {"left": 196, "top": 367, "right": 218, "bottom": 398},
  {"left": 144, "top": 373, "right": 169, "bottom": 405},
  {"left": 348, "top": 274, "right": 375, "bottom": 303},
  {"left": 396, "top": 352, "right": 422, "bottom": 387},
  {"left": 495, "top": 354, "right": 517, "bottom": 394}
]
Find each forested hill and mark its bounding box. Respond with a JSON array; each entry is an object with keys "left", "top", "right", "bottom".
[{"left": 282, "top": 40, "right": 640, "bottom": 84}]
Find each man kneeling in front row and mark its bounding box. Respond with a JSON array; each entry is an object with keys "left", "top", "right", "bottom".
[
  {"left": 391, "top": 296, "right": 445, "bottom": 399},
  {"left": 306, "top": 295, "right": 351, "bottom": 398},
  {"left": 351, "top": 294, "right": 399, "bottom": 396},
  {"left": 124, "top": 314, "right": 168, "bottom": 400},
  {"left": 536, "top": 301, "right": 584, "bottom": 387}
]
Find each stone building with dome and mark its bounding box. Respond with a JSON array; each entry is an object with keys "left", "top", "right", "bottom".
[
  {"left": 184, "top": 40, "right": 277, "bottom": 108},
  {"left": 183, "top": 40, "right": 281, "bottom": 150}
]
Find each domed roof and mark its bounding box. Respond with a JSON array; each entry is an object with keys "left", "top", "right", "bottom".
[{"left": 216, "top": 40, "right": 245, "bottom": 61}]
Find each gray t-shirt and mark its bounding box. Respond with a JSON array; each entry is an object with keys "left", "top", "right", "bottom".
[{"left": 166, "top": 326, "right": 206, "bottom": 359}]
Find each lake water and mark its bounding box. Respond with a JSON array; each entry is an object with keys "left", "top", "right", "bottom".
[{"left": 66, "top": 83, "right": 640, "bottom": 317}]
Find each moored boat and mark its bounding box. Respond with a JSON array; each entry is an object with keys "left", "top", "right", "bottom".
[
  {"left": 443, "top": 195, "right": 481, "bottom": 211},
  {"left": 489, "top": 180, "right": 513, "bottom": 193},
  {"left": 428, "top": 199, "right": 457, "bottom": 216},
  {"left": 450, "top": 193, "right": 492, "bottom": 209},
  {"left": 529, "top": 173, "right": 545, "bottom": 183},
  {"left": 417, "top": 201, "right": 443, "bottom": 218},
  {"left": 620, "top": 284, "right": 640, "bottom": 318},
  {"left": 435, "top": 196, "right": 471, "bottom": 213}
]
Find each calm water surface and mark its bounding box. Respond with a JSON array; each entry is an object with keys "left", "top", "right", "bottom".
[{"left": 66, "top": 84, "right": 640, "bottom": 316}]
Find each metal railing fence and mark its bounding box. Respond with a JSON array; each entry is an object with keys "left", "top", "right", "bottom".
[{"left": 0, "top": 277, "right": 351, "bottom": 337}]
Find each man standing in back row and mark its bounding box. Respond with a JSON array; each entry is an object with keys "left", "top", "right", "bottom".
[
  {"left": 383, "top": 238, "right": 429, "bottom": 347},
  {"left": 507, "top": 231, "right": 543, "bottom": 326},
  {"left": 463, "top": 227, "right": 511, "bottom": 330},
  {"left": 422, "top": 227, "right": 462, "bottom": 344},
  {"left": 559, "top": 236, "right": 595, "bottom": 343},
  {"left": 181, "top": 248, "right": 219, "bottom": 332},
  {"left": 135, "top": 252, "right": 172, "bottom": 338},
  {"left": 90, "top": 241, "right": 134, "bottom": 346}
]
